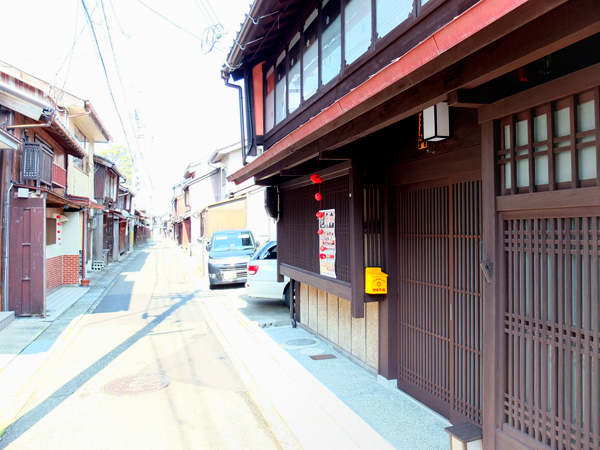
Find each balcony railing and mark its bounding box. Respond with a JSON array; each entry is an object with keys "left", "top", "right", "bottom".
[
  {"left": 52, "top": 163, "right": 67, "bottom": 188},
  {"left": 22, "top": 142, "right": 53, "bottom": 187}
]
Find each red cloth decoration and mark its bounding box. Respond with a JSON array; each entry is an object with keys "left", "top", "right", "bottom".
[
  {"left": 319, "top": 253, "right": 326, "bottom": 259},
  {"left": 316, "top": 212, "right": 325, "bottom": 218},
  {"left": 315, "top": 193, "right": 322, "bottom": 201},
  {"left": 320, "top": 246, "right": 327, "bottom": 251},
  {"left": 317, "top": 229, "right": 324, "bottom": 235},
  {"left": 57, "top": 222, "right": 61, "bottom": 226},
  {"left": 56, "top": 215, "right": 61, "bottom": 219},
  {"left": 57, "top": 230, "right": 61, "bottom": 233},
  {"left": 310, "top": 174, "right": 323, "bottom": 184}
]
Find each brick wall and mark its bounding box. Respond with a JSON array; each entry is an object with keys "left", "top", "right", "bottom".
[{"left": 46, "top": 255, "right": 80, "bottom": 292}]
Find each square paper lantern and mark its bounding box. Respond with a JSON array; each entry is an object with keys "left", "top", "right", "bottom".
[{"left": 423, "top": 101, "right": 450, "bottom": 141}]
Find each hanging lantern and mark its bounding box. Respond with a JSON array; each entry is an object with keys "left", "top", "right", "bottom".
[
  {"left": 310, "top": 174, "right": 323, "bottom": 184},
  {"left": 315, "top": 193, "right": 322, "bottom": 201}
]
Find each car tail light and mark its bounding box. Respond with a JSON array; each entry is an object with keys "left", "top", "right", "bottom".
[{"left": 248, "top": 265, "right": 259, "bottom": 275}]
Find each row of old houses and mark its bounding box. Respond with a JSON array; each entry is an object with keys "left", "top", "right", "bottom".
[
  {"left": 166, "top": 142, "right": 276, "bottom": 262},
  {"left": 222, "top": 0, "right": 600, "bottom": 449},
  {"left": 0, "top": 62, "right": 151, "bottom": 323}
]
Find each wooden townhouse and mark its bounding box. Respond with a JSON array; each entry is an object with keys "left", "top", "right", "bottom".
[
  {"left": 0, "top": 63, "right": 110, "bottom": 317},
  {"left": 223, "top": 0, "right": 600, "bottom": 448},
  {"left": 92, "top": 154, "right": 126, "bottom": 267}
]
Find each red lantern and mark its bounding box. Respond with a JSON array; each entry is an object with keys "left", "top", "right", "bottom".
[
  {"left": 310, "top": 174, "right": 323, "bottom": 184},
  {"left": 316, "top": 212, "right": 325, "bottom": 218},
  {"left": 317, "top": 229, "right": 324, "bottom": 235},
  {"left": 315, "top": 193, "right": 322, "bottom": 201}
]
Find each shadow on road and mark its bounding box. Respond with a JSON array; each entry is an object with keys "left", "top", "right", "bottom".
[{"left": 0, "top": 288, "right": 197, "bottom": 448}]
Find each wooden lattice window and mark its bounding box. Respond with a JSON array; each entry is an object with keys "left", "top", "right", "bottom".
[
  {"left": 279, "top": 175, "right": 351, "bottom": 282},
  {"left": 503, "top": 215, "right": 600, "bottom": 449},
  {"left": 499, "top": 88, "right": 599, "bottom": 195}
]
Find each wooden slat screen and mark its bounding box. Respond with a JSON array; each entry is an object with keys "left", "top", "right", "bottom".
[
  {"left": 279, "top": 175, "right": 351, "bottom": 282},
  {"left": 398, "top": 180, "right": 482, "bottom": 424},
  {"left": 398, "top": 185, "right": 452, "bottom": 409},
  {"left": 503, "top": 215, "right": 600, "bottom": 450},
  {"left": 363, "top": 172, "right": 383, "bottom": 268},
  {"left": 453, "top": 180, "right": 483, "bottom": 424}
]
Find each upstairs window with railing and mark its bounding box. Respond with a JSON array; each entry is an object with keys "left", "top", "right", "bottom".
[{"left": 498, "top": 88, "right": 599, "bottom": 194}]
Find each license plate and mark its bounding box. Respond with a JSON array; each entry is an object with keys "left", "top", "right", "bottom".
[{"left": 222, "top": 271, "right": 237, "bottom": 280}]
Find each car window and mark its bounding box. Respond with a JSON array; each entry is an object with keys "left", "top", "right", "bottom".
[
  {"left": 212, "top": 231, "right": 254, "bottom": 251},
  {"left": 261, "top": 244, "right": 277, "bottom": 260}
]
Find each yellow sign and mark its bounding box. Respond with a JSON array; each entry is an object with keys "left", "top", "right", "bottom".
[
  {"left": 365, "top": 267, "right": 388, "bottom": 294},
  {"left": 418, "top": 112, "right": 428, "bottom": 151}
]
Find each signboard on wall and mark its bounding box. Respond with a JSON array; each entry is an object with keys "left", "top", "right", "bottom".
[{"left": 318, "top": 209, "right": 336, "bottom": 278}]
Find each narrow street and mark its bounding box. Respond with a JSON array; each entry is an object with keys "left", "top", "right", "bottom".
[{"left": 0, "top": 241, "right": 287, "bottom": 450}]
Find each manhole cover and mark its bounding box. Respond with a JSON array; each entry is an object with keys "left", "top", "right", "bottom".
[
  {"left": 104, "top": 374, "right": 171, "bottom": 396},
  {"left": 281, "top": 338, "right": 319, "bottom": 349},
  {"left": 300, "top": 348, "right": 325, "bottom": 356}
]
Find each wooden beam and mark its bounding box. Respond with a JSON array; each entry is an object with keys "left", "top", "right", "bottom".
[
  {"left": 447, "top": 89, "right": 491, "bottom": 108},
  {"left": 280, "top": 264, "right": 352, "bottom": 300},
  {"left": 479, "top": 63, "right": 600, "bottom": 123}
]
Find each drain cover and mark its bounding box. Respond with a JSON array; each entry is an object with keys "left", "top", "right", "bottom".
[
  {"left": 104, "top": 374, "right": 171, "bottom": 396},
  {"left": 281, "top": 338, "right": 319, "bottom": 349},
  {"left": 310, "top": 354, "right": 336, "bottom": 360}
]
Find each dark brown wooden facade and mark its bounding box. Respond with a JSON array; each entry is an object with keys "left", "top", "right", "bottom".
[{"left": 224, "top": 1, "right": 600, "bottom": 448}]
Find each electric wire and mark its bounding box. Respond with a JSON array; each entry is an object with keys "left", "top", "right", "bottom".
[
  {"left": 80, "top": 0, "right": 138, "bottom": 186},
  {"left": 99, "top": 0, "right": 153, "bottom": 194},
  {"left": 134, "top": 0, "right": 223, "bottom": 51}
]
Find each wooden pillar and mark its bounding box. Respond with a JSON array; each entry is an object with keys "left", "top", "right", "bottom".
[
  {"left": 349, "top": 166, "right": 365, "bottom": 318},
  {"left": 481, "top": 120, "right": 504, "bottom": 449},
  {"left": 378, "top": 180, "right": 398, "bottom": 379}
]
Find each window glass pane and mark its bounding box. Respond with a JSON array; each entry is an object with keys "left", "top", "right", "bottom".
[
  {"left": 265, "top": 67, "right": 275, "bottom": 132},
  {"left": 321, "top": 0, "right": 342, "bottom": 85},
  {"left": 554, "top": 107, "right": 571, "bottom": 183},
  {"left": 303, "top": 10, "right": 319, "bottom": 101},
  {"left": 421, "top": 0, "right": 430, "bottom": 5},
  {"left": 288, "top": 33, "right": 301, "bottom": 115},
  {"left": 515, "top": 120, "right": 528, "bottom": 188},
  {"left": 534, "top": 114, "right": 548, "bottom": 185},
  {"left": 275, "top": 52, "right": 287, "bottom": 125},
  {"left": 504, "top": 124, "right": 511, "bottom": 189},
  {"left": 577, "top": 99, "right": 597, "bottom": 180},
  {"left": 345, "top": 0, "right": 371, "bottom": 65},
  {"left": 376, "top": 0, "right": 413, "bottom": 39}
]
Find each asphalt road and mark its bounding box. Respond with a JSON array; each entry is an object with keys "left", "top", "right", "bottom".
[{"left": 0, "top": 242, "right": 286, "bottom": 450}]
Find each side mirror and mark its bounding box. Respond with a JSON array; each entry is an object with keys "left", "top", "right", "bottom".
[
  {"left": 205, "top": 241, "right": 210, "bottom": 251},
  {"left": 255, "top": 240, "right": 260, "bottom": 250}
]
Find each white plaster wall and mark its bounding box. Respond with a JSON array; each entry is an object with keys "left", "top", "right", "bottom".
[
  {"left": 67, "top": 157, "right": 91, "bottom": 198},
  {"left": 46, "top": 211, "right": 81, "bottom": 258},
  {"left": 246, "top": 187, "right": 276, "bottom": 244}
]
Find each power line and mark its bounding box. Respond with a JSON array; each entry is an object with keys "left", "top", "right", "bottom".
[
  {"left": 99, "top": 0, "right": 152, "bottom": 193},
  {"left": 134, "top": 0, "right": 222, "bottom": 51},
  {"left": 80, "top": 0, "right": 139, "bottom": 182}
]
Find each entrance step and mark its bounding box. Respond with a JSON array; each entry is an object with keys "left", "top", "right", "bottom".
[{"left": 0, "top": 311, "right": 15, "bottom": 332}]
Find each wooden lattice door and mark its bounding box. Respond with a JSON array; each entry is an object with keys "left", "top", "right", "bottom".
[
  {"left": 502, "top": 214, "right": 600, "bottom": 449},
  {"left": 397, "top": 179, "right": 482, "bottom": 424}
]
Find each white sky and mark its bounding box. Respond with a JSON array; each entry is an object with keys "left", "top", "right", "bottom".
[{"left": 2, "top": 0, "right": 252, "bottom": 214}]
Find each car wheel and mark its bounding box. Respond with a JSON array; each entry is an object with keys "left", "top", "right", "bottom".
[{"left": 284, "top": 284, "right": 291, "bottom": 308}]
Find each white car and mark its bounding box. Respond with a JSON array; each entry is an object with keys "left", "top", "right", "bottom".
[{"left": 246, "top": 241, "right": 291, "bottom": 307}]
